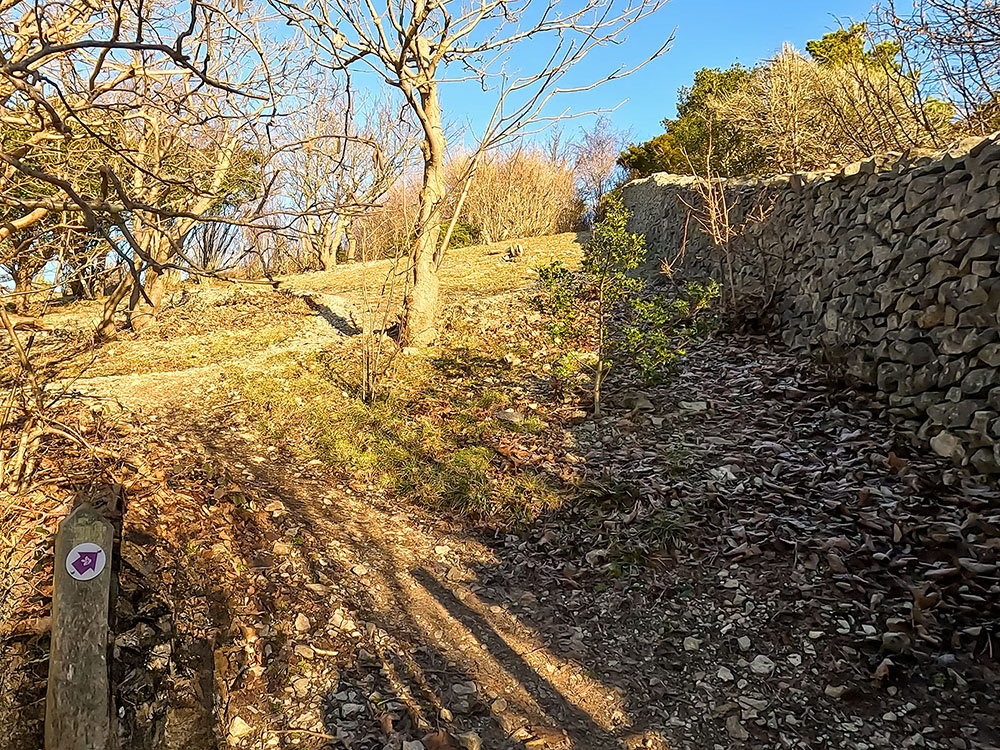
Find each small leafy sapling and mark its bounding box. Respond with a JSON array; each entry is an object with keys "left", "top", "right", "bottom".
[
  {"left": 535, "top": 196, "right": 720, "bottom": 416},
  {"left": 620, "top": 280, "right": 721, "bottom": 383},
  {"left": 581, "top": 195, "right": 646, "bottom": 415},
  {"left": 536, "top": 194, "right": 644, "bottom": 416},
  {"left": 535, "top": 260, "right": 582, "bottom": 343}
]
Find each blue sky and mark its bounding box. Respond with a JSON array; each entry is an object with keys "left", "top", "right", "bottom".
[{"left": 444, "top": 0, "right": 878, "bottom": 148}]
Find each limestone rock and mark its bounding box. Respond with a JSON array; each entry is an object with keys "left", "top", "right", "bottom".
[
  {"left": 229, "top": 717, "right": 254, "bottom": 741},
  {"left": 749, "top": 655, "right": 776, "bottom": 676},
  {"left": 927, "top": 400, "right": 979, "bottom": 428},
  {"left": 931, "top": 431, "right": 966, "bottom": 460},
  {"left": 970, "top": 447, "right": 1000, "bottom": 473},
  {"left": 620, "top": 134, "right": 1000, "bottom": 473},
  {"left": 979, "top": 343, "right": 1000, "bottom": 367},
  {"left": 962, "top": 368, "right": 1000, "bottom": 395}
]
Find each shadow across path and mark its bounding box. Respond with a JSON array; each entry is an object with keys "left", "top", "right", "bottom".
[
  {"left": 411, "top": 567, "right": 621, "bottom": 748},
  {"left": 299, "top": 294, "right": 361, "bottom": 335}
]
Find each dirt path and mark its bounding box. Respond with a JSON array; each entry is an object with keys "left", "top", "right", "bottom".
[
  {"left": 55, "top": 290, "right": 355, "bottom": 407},
  {"left": 51, "top": 267, "right": 640, "bottom": 750},
  {"left": 9, "top": 236, "right": 641, "bottom": 750},
  {"left": 86, "top": 331, "right": 999, "bottom": 750},
  {"left": 97, "top": 349, "right": 640, "bottom": 750}
]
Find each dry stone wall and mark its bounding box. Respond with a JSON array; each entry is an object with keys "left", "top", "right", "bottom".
[{"left": 621, "top": 136, "right": 1000, "bottom": 474}]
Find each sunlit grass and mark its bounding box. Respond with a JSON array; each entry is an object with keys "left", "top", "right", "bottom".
[
  {"left": 226, "top": 346, "right": 565, "bottom": 523},
  {"left": 87, "top": 325, "right": 299, "bottom": 376}
]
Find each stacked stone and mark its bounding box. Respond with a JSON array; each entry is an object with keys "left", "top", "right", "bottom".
[{"left": 622, "top": 135, "right": 1000, "bottom": 474}]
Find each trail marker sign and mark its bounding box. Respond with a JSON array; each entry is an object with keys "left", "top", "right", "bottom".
[
  {"left": 66, "top": 543, "right": 106, "bottom": 581},
  {"left": 45, "top": 504, "right": 114, "bottom": 750}
]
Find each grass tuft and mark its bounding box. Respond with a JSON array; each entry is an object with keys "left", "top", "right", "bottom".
[{"left": 226, "top": 347, "right": 565, "bottom": 523}]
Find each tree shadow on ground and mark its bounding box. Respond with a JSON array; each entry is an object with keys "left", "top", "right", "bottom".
[
  {"left": 298, "top": 294, "right": 361, "bottom": 335},
  {"left": 104, "top": 394, "right": 673, "bottom": 750},
  {"left": 410, "top": 566, "right": 620, "bottom": 747}
]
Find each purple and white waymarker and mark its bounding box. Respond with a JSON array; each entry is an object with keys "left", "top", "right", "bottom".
[{"left": 65, "top": 542, "right": 107, "bottom": 581}]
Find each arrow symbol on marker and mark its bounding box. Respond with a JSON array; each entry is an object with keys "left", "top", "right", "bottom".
[{"left": 71, "top": 551, "right": 100, "bottom": 576}]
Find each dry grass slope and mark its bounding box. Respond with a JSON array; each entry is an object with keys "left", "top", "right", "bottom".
[{"left": 283, "top": 232, "right": 585, "bottom": 303}]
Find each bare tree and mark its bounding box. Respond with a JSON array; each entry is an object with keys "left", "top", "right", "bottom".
[
  {"left": 0, "top": 0, "right": 283, "bottom": 490},
  {"left": 877, "top": 0, "right": 1000, "bottom": 133},
  {"left": 283, "top": 87, "right": 351, "bottom": 270},
  {"left": 1, "top": 0, "right": 281, "bottom": 337},
  {"left": 186, "top": 205, "right": 249, "bottom": 275},
  {"left": 1, "top": 203, "right": 93, "bottom": 311},
  {"left": 675, "top": 140, "right": 776, "bottom": 314},
  {"left": 272, "top": 0, "right": 670, "bottom": 347},
  {"left": 574, "top": 115, "right": 630, "bottom": 212},
  {"left": 280, "top": 84, "right": 416, "bottom": 270}
]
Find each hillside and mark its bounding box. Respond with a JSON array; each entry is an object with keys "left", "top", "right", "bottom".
[{"left": 1, "top": 233, "right": 997, "bottom": 750}]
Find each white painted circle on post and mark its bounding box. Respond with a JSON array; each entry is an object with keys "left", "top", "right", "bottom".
[{"left": 66, "top": 543, "right": 107, "bottom": 581}]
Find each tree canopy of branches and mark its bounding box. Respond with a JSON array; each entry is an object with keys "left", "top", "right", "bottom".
[
  {"left": 877, "top": 0, "right": 1000, "bottom": 134},
  {"left": 1, "top": 0, "right": 276, "bottom": 336},
  {"left": 574, "top": 116, "right": 630, "bottom": 212},
  {"left": 272, "top": 0, "right": 669, "bottom": 346},
  {"left": 275, "top": 85, "right": 416, "bottom": 271}
]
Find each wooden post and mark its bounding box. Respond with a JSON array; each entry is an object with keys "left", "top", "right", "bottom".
[{"left": 46, "top": 503, "right": 115, "bottom": 750}]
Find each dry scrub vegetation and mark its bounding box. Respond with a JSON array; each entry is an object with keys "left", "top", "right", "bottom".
[{"left": 710, "top": 42, "right": 955, "bottom": 173}]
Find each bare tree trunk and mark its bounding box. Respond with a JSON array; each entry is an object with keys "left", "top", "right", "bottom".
[
  {"left": 125, "top": 135, "right": 234, "bottom": 329},
  {"left": 320, "top": 215, "right": 346, "bottom": 270},
  {"left": 9, "top": 266, "right": 28, "bottom": 313},
  {"left": 344, "top": 218, "right": 356, "bottom": 262},
  {"left": 401, "top": 84, "right": 446, "bottom": 347},
  {"left": 135, "top": 267, "right": 168, "bottom": 326},
  {"left": 95, "top": 275, "right": 132, "bottom": 340},
  {"left": 300, "top": 224, "right": 317, "bottom": 267},
  {"left": 128, "top": 230, "right": 171, "bottom": 331}
]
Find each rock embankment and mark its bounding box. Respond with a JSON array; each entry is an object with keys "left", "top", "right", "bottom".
[{"left": 623, "top": 135, "right": 1000, "bottom": 474}]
